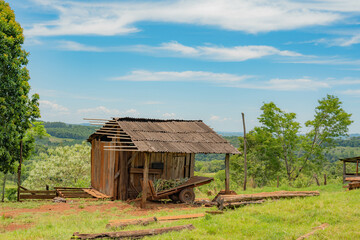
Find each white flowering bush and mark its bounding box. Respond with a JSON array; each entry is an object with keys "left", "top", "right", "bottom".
[{"left": 24, "top": 143, "right": 91, "bottom": 189}]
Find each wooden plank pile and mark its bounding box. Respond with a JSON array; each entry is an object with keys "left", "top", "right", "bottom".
[
  {"left": 55, "top": 187, "right": 94, "bottom": 198},
  {"left": 19, "top": 189, "right": 56, "bottom": 200},
  {"left": 344, "top": 177, "right": 360, "bottom": 190},
  {"left": 216, "top": 191, "right": 320, "bottom": 210}
]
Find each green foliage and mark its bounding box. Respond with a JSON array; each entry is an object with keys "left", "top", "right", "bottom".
[
  {"left": 23, "top": 143, "right": 91, "bottom": 189},
  {"left": 232, "top": 95, "right": 352, "bottom": 185},
  {"left": 5, "top": 187, "right": 16, "bottom": 201},
  {"left": 195, "top": 160, "right": 224, "bottom": 173},
  {"left": 43, "top": 122, "right": 96, "bottom": 140},
  {"left": 0, "top": 1, "right": 40, "bottom": 174}
]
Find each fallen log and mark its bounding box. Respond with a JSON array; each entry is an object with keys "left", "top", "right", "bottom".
[
  {"left": 217, "top": 191, "right": 319, "bottom": 204},
  {"left": 296, "top": 223, "right": 329, "bottom": 240},
  {"left": 219, "top": 200, "right": 265, "bottom": 210},
  {"left": 106, "top": 217, "right": 157, "bottom": 229},
  {"left": 157, "top": 213, "right": 205, "bottom": 221},
  {"left": 205, "top": 210, "right": 223, "bottom": 215},
  {"left": 107, "top": 213, "right": 205, "bottom": 229},
  {"left": 72, "top": 224, "right": 195, "bottom": 239}
]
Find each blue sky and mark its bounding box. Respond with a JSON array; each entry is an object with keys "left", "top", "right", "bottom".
[{"left": 9, "top": 0, "right": 360, "bottom": 133}]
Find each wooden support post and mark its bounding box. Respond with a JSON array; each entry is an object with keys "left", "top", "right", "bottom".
[
  {"left": 17, "top": 140, "right": 23, "bottom": 202},
  {"left": 242, "top": 113, "right": 247, "bottom": 191},
  {"left": 141, "top": 153, "right": 150, "bottom": 208},
  {"left": 324, "top": 174, "right": 327, "bottom": 185},
  {"left": 277, "top": 176, "right": 279, "bottom": 188},
  {"left": 357, "top": 161, "right": 359, "bottom": 176},
  {"left": 225, "top": 153, "right": 230, "bottom": 194},
  {"left": 343, "top": 161, "right": 346, "bottom": 184}
]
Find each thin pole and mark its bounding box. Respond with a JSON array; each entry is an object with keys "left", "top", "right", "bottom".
[
  {"left": 141, "top": 153, "right": 150, "bottom": 208},
  {"left": 225, "top": 154, "right": 230, "bottom": 194},
  {"left": 242, "top": 113, "right": 247, "bottom": 191},
  {"left": 17, "top": 140, "right": 23, "bottom": 202},
  {"left": 1, "top": 174, "right": 6, "bottom": 202},
  {"left": 343, "top": 161, "right": 346, "bottom": 184},
  {"left": 357, "top": 161, "right": 359, "bottom": 176}
]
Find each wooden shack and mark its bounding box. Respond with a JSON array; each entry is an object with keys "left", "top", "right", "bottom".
[
  {"left": 87, "top": 117, "right": 240, "bottom": 206},
  {"left": 340, "top": 156, "right": 360, "bottom": 183}
]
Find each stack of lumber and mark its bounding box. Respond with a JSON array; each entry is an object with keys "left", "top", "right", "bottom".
[
  {"left": 344, "top": 177, "right": 360, "bottom": 190},
  {"left": 216, "top": 191, "right": 320, "bottom": 210},
  {"left": 55, "top": 187, "right": 94, "bottom": 198}
]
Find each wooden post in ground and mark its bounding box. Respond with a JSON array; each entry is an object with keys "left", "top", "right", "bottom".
[
  {"left": 1, "top": 174, "right": 6, "bottom": 202},
  {"left": 141, "top": 153, "right": 150, "bottom": 208},
  {"left": 277, "top": 176, "right": 279, "bottom": 188},
  {"left": 17, "top": 140, "right": 23, "bottom": 202},
  {"left": 225, "top": 153, "right": 230, "bottom": 194},
  {"left": 242, "top": 113, "right": 247, "bottom": 191},
  {"left": 343, "top": 161, "right": 346, "bottom": 184},
  {"left": 357, "top": 161, "right": 359, "bottom": 176},
  {"left": 324, "top": 174, "right": 327, "bottom": 185}
]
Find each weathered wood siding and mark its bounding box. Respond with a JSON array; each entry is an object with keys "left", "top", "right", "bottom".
[
  {"left": 91, "top": 138, "right": 196, "bottom": 200},
  {"left": 91, "top": 139, "right": 116, "bottom": 197}
]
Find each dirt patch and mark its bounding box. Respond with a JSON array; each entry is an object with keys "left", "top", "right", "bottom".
[
  {"left": 2, "top": 223, "right": 33, "bottom": 232},
  {"left": 2, "top": 200, "right": 198, "bottom": 218}
]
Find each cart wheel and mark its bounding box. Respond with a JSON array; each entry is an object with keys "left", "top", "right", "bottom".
[
  {"left": 179, "top": 188, "right": 195, "bottom": 203},
  {"left": 169, "top": 194, "right": 179, "bottom": 202}
]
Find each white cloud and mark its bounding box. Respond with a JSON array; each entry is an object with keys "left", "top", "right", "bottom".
[
  {"left": 77, "top": 106, "right": 139, "bottom": 117},
  {"left": 163, "top": 113, "right": 176, "bottom": 118},
  {"left": 39, "top": 100, "right": 69, "bottom": 113},
  {"left": 210, "top": 115, "right": 232, "bottom": 121},
  {"left": 340, "top": 89, "right": 360, "bottom": 95},
  {"left": 58, "top": 40, "right": 102, "bottom": 51},
  {"left": 112, "top": 70, "right": 338, "bottom": 91},
  {"left": 133, "top": 41, "right": 304, "bottom": 61},
  {"left": 53, "top": 41, "right": 304, "bottom": 61},
  {"left": 25, "top": 0, "right": 342, "bottom": 36},
  {"left": 112, "top": 70, "right": 252, "bottom": 83}
]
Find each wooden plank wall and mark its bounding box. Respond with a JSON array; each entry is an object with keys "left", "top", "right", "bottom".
[
  {"left": 91, "top": 139, "right": 116, "bottom": 198},
  {"left": 91, "top": 139, "right": 196, "bottom": 200},
  {"left": 126, "top": 152, "right": 195, "bottom": 199}
]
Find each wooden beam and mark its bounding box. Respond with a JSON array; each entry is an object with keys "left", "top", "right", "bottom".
[
  {"left": 127, "top": 152, "right": 139, "bottom": 166},
  {"left": 242, "top": 112, "right": 247, "bottom": 191},
  {"left": 104, "top": 149, "right": 139, "bottom": 152},
  {"left": 141, "top": 153, "right": 150, "bottom": 208},
  {"left": 343, "top": 161, "right": 346, "bottom": 184},
  {"left": 357, "top": 161, "right": 359, "bottom": 176},
  {"left": 225, "top": 153, "right": 230, "bottom": 194}
]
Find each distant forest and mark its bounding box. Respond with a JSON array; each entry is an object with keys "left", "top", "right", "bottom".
[{"left": 36, "top": 122, "right": 360, "bottom": 172}]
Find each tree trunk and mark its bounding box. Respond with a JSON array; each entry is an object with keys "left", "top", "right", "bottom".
[
  {"left": 17, "top": 140, "right": 23, "bottom": 202},
  {"left": 1, "top": 173, "right": 6, "bottom": 202}
]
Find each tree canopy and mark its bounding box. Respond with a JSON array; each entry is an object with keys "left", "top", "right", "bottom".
[{"left": 0, "top": 1, "right": 40, "bottom": 174}]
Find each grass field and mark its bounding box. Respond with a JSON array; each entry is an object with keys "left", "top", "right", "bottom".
[{"left": 1, "top": 183, "right": 359, "bottom": 240}]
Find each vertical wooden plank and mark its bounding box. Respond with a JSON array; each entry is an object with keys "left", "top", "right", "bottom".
[
  {"left": 91, "top": 140, "right": 95, "bottom": 188},
  {"left": 189, "top": 154, "right": 195, "bottom": 177},
  {"left": 242, "top": 112, "right": 247, "bottom": 191},
  {"left": 141, "top": 153, "right": 150, "bottom": 208},
  {"left": 343, "top": 161, "right": 346, "bottom": 184},
  {"left": 357, "top": 161, "right": 359, "bottom": 176},
  {"left": 161, "top": 153, "right": 166, "bottom": 179},
  {"left": 166, "top": 153, "right": 172, "bottom": 179},
  {"left": 109, "top": 140, "right": 115, "bottom": 198},
  {"left": 225, "top": 153, "right": 230, "bottom": 194},
  {"left": 179, "top": 155, "right": 185, "bottom": 178},
  {"left": 100, "top": 141, "right": 105, "bottom": 193},
  {"left": 185, "top": 154, "right": 190, "bottom": 178}
]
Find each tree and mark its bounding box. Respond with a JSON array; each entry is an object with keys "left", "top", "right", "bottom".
[
  {"left": 0, "top": 1, "right": 40, "bottom": 200},
  {"left": 254, "top": 95, "right": 352, "bottom": 182},
  {"left": 24, "top": 143, "right": 91, "bottom": 189}
]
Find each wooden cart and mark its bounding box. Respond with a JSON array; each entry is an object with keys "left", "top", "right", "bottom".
[{"left": 147, "top": 176, "right": 214, "bottom": 203}]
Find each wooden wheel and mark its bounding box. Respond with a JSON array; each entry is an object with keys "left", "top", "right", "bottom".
[{"left": 179, "top": 188, "right": 195, "bottom": 203}]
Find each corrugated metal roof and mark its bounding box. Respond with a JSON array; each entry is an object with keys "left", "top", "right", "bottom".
[{"left": 88, "top": 117, "right": 240, "bottom": 154}]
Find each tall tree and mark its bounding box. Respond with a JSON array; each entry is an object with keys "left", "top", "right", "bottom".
[
  {"left": 0, "top": 1, "right": 40, "bottom": 194},
  {"left": 255, "top": 95, "right": 352, "bottom": 182}
]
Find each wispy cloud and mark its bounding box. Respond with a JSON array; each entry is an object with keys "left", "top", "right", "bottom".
[
  {"left": 341, "top": 89, "right": 360, "bottom": 95},
  {"left": 55, "top": 40, "right": 305, "bottom": 62},
  {"left": 210, "top": 115, "right": 232, "bottom": 121},
  {"left": 112, "top": 70, "right": 335, "bottom": 91},
  {"left": 163, "top": 113, "right": 176, "bottom": 118},
  {"left": 25, "top": 0, "right": 342, "bottom": 36},
  {"left": 77, "top": 106, "right": 139, "bottom": 117},
  {"left": 112, "top": 70, "right": 253, "bottom": 84},
  {"left": 39, "top": 100, "right": 69, "bottom": 113}
]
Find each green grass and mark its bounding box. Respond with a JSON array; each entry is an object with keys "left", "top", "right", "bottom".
[{"left": 1, "top": 184, "right": 360, "bottom": 239}]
